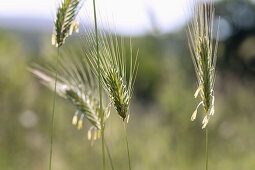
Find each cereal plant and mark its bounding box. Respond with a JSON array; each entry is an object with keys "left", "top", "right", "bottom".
[{"left": 187, "top": 0, "right": 220, "bottom": 169}]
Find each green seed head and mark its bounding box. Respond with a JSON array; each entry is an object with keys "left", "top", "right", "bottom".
[
  {"left": 52, "top": 0, "right": 83, "bottom": 47},
  {"left": 187, "top": 0, "right": 220, "bottom": 128},
  {"left": 83, "top": 28, "right": 138, "bottom": 122},
  {"left": 30, "top": 51, "right": 110, "bottom": 140}
]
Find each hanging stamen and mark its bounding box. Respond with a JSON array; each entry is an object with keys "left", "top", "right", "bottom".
[
  {"left": 93, "top": 130, "right": 97, "bottom": 140},
  {"left": 88, "top": 127, "right": 97, "bottom": 146},
  {"left": 77, "top": 114, "right": 84, "bottom": 130},
  {"left": 88, "top": 129, "right": 92, "bottom": 140},
  {"left": 51, "top": 34, "right": 56, "bottom": 45},
  {"left": 72, "top": 111, "right": 79, "bottom": 125},
  {"left": 191, "top": 101, "right": 203, "bottom": 121},
  {"left": 191, "top": 110, "right": 197, "bottom": 121}
]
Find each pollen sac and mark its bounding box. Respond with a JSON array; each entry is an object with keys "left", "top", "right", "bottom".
[
  {"left": 51, "top": 34, "right": 56, "bottom": 45},
  {"left": 77, "top": 120, "right": 83, "bottom": 130},
  {"left": 72, "top": 111, "right": 79, "bottom": 125},
  {"left": 87, "top": 126, "right": 100, "bottom": 143},
  {"left": 77, "top": 114, "right": 84, "bottom": 130},
  {"left": 93, "top": 131, "right": 97, "bottom": 140},
  {"left": 191, "top": 110, "right": 197, "bottom": 121},
  {"left": 72, "top": 115, "right": 78, "bottom": 125},
  {"left": 88, "top": 130, "right": 92, "bottom": 140}
]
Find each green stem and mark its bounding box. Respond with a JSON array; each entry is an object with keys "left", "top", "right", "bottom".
[
  {"left": 93, "top": 0, "right": 106, "bottom": 169},
  {"left": 205, "top": 126, "right": 209, "bottom": 170},
  {"left": 123, "top": 122, "right": 131, "bottom": 170},
  {"left": 105, "top": 142, "right": 115, "bottom": 170},
  {"left": 49, "top": 47, "right": 60, "bottom": 170}
]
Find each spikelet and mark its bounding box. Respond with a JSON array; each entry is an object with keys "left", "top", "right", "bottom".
[
  {"left": 30, "top": 50, "right": 110, "bottom": 141},
  {"left": 187, "top": 0, "right": 220, "bottom": 129},
  {"left": 82, "top": 26, "right": 138, "bottom": 121},
  {"left": 52, "top": 0, "right": 83, "bottom": 47}
]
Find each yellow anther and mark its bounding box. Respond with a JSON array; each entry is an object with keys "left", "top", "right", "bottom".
[
  {"left": 77, "top": 120, "right": 83, "bottom": 130},
  {"left": 191, "top": 110, "right": 197, "bottom": 121},
  {"left": 88, "top": 130, "right": 92, "bottom": 140},
  {"left": 51, "top": 34, "right": 56, "bottom": 45},
  {"left": 72, "top": 115, "right": 78, "bottom": 125},
  {"left": 93, "top": 131, "right": 97, "bottom": 140}
]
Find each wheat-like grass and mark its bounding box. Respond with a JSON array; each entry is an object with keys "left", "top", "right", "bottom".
[
  {"left": 82, "top": 29, "right": 138, "bottom": 122},
  {"left": 49, "top": 1, "right": 84, "bottom": 169},
  {"left": 30, "top": 51, "right": 110, "bottom": 141},
  {"left": 187, "top": 1, "right": 220, "bottom": 170},
  {"left": 187, "top": 0, "right": 219, "bottom": 129},
  {"left": 80, "top": 19, "right": 138, "bottom": 170},
  {"left": 52, "top": 0, "right": 84, "bottom": 47}
]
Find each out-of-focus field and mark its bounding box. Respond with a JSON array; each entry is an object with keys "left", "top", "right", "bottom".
[{"left": 1, "top": 1, "right": 255, "bottom": 170}]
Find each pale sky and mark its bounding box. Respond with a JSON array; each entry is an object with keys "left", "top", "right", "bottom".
[{"left": 0, "top": 0, "right": 194, "bottom": 35}]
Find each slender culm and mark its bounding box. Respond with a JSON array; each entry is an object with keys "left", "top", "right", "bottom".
[
  {"left": 123, "top": 121, "right": 131, "bottom": 170},
  {"left": 49, "top": 48, "right": 59, "bottom": 170},
  {"left": 82, "top": 31, "right": 138, "bottom": 170},
  {"left": 80, "top": 6, "right": 138, "bottom": 170},
  {"left": 92, "top": 0, "right": 106, "bottom": 169},
  {"left": 206, "top": 126, "right": 209, "bottom": 170},
  {"left": 105, "top": 142, "right": 115, "bottom": 170},
  {"left": 49, "top": 1, "right": 83, "bottom": 169},
  {"left": 187, "top": 0, "right": 220, "bottom": 170}
]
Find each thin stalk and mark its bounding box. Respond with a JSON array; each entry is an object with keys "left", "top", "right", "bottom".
[
  {"left": 105, "top": 142, "right": 115, "bottom": 170},
  {"left": 92, "top": 0, "right": 106, "bottom": 169},
  {"left": 205, "top": 126, "right": 209, "bottom": 170},
  {"left": 49, "top": 47, "right": 60, "bottom": 170},
  {"left": 123, "top": 121, "right": 131, "bottom": 170}
]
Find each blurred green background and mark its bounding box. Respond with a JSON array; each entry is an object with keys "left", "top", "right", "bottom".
[{"left": 1, "top": 0, "right": 255, "bottom": 170}]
